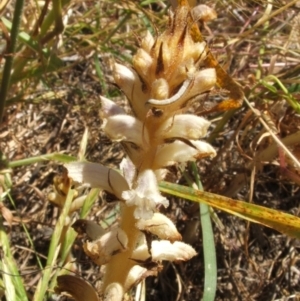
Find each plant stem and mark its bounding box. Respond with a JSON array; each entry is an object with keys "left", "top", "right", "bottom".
[
  {"left": 0, "top": 0, "right": 24, "bottom": 125},
  {"left": 102, "top": 205, "right": 139, "bottom": 292}
]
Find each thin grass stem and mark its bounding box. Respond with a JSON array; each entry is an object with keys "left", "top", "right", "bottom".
[{"left": 0, "top": 0, "right": 24, "bottom": 125}]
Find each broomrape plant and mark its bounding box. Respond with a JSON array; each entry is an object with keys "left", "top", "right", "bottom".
[{"left": 55, "top": 1, "right": 240, "bottom": 300}]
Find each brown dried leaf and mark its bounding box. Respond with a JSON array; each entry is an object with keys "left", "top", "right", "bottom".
[
  {"left": 136, "top": 212, "right": 182, "bottom": 242},
  {"left": 0, "top": 203, "right": 13, "bottom": 228}
]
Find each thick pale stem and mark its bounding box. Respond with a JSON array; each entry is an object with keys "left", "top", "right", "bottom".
[{"left": 102, "top": 205, "right": 140, "bottom": 292}]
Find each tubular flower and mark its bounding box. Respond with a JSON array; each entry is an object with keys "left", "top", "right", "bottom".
[
  {"left": 132, "top": 240, "right": 197, "bottom": 262},
  {"left": 58, "top": 2, "right": 219, "bottom": 300},
  {"left": 83, "top": 228, "right": 128, "bottom": 266}
]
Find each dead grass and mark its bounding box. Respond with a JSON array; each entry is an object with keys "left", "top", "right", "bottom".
[{"left": 1, "top": 0, "right": 300, "bottom": 300}]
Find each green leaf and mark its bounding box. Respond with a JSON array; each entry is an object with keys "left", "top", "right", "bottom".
[
  {"left": 8, "top": 153, "right": 77, "bottom": 168},
  {"left": 0, "top": 220, "right": 28, "bottom": 301},
  {"left": 261, "top": 80, "right": 278, "bottom": 93},
  {"left": 33, "top": 188, "right": 75, "bottom": 301},
  {"left": 159, "top": 181, "right": 300, "bottom": 239},
  {"left": 190, "top": 163, "right": 216, "bottom": 301}
]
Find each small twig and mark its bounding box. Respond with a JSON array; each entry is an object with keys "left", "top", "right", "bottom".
[{"left": 244, "top": 96, "right": 300, "bottom": 170}]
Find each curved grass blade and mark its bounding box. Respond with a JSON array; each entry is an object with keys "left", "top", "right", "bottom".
[
  {"left": 261, "top": 75, "right": 300, "bottom": 113},
  {"left": 190, "top": 164, "right": 216, "bottom": 301},
  {"left": 8, "top": 153, "right": 77, "bottom": 168},
  {"left": 159, "top": 181, "right": 300, "bottom": 239}
]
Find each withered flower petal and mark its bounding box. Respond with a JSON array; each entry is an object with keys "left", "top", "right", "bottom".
[
  {"left": 122, "top": 169, "right": 169, "bottom": 219},
  {"left": 192, "top": 5, "right": 217, "bottom": 22},
  {"left": 151, "top": 240, "right": 197, "bottom": 262},
  {"left": 132, "top": 48, "right": 153, "bottom": 81},
  {"left": 136, "top": 212, "right": 182, "bottom": 242},
  {"left": 141, "top": 30, "right": 155, "bottom": 52},
  {"left": 125, "top": 265, "right": 148, "bottom": 290},
  {"left": 83, "top": 228, "right": 128, "bottom": 266},
  {"left": 132, "top": 240, "right": 197, "bottom": 262}
]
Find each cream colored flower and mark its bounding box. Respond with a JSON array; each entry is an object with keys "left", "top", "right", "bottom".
[
  {"left": 83, "top": 228, "right": 128, "bottom": 266},
  {"left": 122, "top": 169, "right": 169, "bottom": 219},
  {"left": 65, "top": 162, "right": 129, "bottom": 200},
  {"left": 66, "top": 159, "right": 169, "bottom": 220},
  {"left": 136, "top": 212, "right": 182, "bottom": 242},
  {"left": 132, "top": 240, "right": 197, "bottom": 262}
]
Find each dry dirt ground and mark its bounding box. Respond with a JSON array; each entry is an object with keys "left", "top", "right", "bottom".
[{"left": 1, "top": 1, "right": 300, "bottom": 300}]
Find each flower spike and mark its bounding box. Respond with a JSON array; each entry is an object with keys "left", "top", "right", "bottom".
[{"left": 56, "top": 2, "right": 243, "bottom": 300}]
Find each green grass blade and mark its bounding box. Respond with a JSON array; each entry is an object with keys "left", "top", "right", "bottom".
[
  {"left": 48, "top": 188, "right": 100, "bottom": 291},
  {"left": 1, "top": 18, "right": 43, "bottom": 53},
  {"left": 8, "top": 153, "right": 77, "bottom": 168},
  {"left": 1, "top": 17, "right": 65, "bottom": 84},
  {"left": 80, "top": 188, "right": 100, "bottom": 218},
  {"left": 57, "top": 188, "right": 100, "bottom": 265},
  {"left": 190, "top": 164, "right": 216, "bottom": 301},
  {"left": 199, "top": 202, "right": 217, "bottom": 301},
  {"left": 94, "top": 53, "right": 108, "bottom": 96},
  {"left": 0, "top": 220, "right": 28, "bottom": 301},
  {"left": 33, "top": 188, "right": 75, "bottom": 301},
  {"left": 159, "top": 181, "right": 300, "bottom": 239},
  {"left": 6, "top": 192, "right": 44, "bottom": 271},
  {"left": 262, "top": 75, "right": 300, "bottom": 113},
  {"left": 102, "top": 11, "right": 132, "bottom": 45}
]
